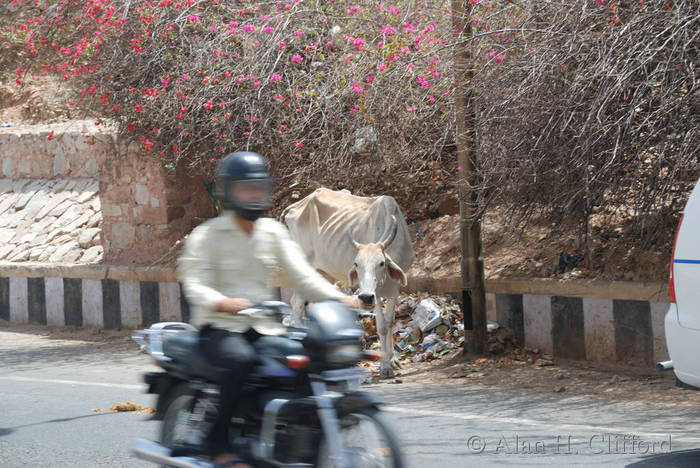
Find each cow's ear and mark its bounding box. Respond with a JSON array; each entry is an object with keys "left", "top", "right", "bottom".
[
  {"left": 348, "top": 268, "right": 359, "bottom": 287},
  {"left": 386, "top": 259, "right": 407, "bottom": 287}
]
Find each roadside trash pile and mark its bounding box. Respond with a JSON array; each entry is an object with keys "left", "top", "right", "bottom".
[
  {"left": 359, "top": 293, "right": 555, "bottom": 373},
  {"left": 360, "top": 294, "right": 469, "bottom": 363}
]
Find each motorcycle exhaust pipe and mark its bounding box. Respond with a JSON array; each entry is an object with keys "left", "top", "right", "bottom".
[
  {"left": 131, "top": 438, "right": 213, "bottom": 468},
  {"left": 656, "top": 360, "right": 674, "bottom": 372}
]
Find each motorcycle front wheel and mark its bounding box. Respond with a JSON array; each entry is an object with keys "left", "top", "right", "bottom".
[
  {"left": 160, "top": 384, "right": 196, "bottom": 450},
  {"left": 317, "top": 407, "right": 404, "bottom": 468}
]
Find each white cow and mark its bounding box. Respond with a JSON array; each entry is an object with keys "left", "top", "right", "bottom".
[{"left": 281, "top": 188, "right": 414, "bottom": 378}]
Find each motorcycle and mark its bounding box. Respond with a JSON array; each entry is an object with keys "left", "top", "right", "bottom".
[{"left": 130, "top": 300, "right": 404, "bottom": 468}]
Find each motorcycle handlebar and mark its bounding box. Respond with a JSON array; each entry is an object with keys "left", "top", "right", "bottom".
[
  {"left": 237, "top": 301, "right": 374, "bottom": 320},
  {"left": 237, "top": 301, "right": 293, "bottom": 317}
]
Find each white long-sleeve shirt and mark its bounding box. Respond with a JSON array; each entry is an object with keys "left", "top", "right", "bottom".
[{"left": 177, "top": 212, "right": 345, "bottom": 332}]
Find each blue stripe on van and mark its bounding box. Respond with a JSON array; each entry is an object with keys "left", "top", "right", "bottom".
[{"left": 674, "top": 259, "right": 700, "bottom": 264}]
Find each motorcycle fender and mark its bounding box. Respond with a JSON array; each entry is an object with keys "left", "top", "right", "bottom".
[
  {"left": 143, "top": 372, "right": 168, "bottom": 394},
  {"left": 334, "top": 392, "right": 384, "bottom": 414}
]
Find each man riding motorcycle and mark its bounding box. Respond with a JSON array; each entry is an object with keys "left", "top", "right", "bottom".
[{"left": 177, "top": 151, "right": 363, "bottom": 467}]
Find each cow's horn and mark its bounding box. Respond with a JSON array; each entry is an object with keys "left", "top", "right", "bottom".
[
  {"left": 347, "top": 227, "right": 360, "bottom": 249},
  {"left": 380, "top": 216, "right": 398, "bottom": 249}
]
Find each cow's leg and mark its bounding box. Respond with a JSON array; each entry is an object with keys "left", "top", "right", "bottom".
[
  {"left": 375, "top": 300, "right": 394, "bottom": 379},
  {"left": 383, "top": 297, "right": 402, "bottom": 371},
  {"left": 290, "top": 293, "right": 305, "bottom": 326}
]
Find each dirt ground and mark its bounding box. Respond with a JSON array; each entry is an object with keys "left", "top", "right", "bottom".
[
  {"left": 387, "top": 350, "right": 700, "bottom": 408},
  {"left": 3, "top": 320, "right": 698, "bottom": 408},
  {"left": 0, "top": 320, "right": 137, "bottom": 352},
  {"left": 0, "top": 41, "right": 79, "bottom": 125},
  {"left": 407, "top": 210, "right": 670, "bottom": 283}
]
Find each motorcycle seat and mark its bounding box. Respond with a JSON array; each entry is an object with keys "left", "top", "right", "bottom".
[{"left": 161, "top": 332, "right": 220, "bottom": 381}]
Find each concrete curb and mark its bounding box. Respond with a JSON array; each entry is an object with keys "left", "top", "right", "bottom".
[
  {"left": 0, "top": 264, "right": 670, "bottom": 367},
  {"left": 408, "top": 276, "right": 669, "bottom": 302}
]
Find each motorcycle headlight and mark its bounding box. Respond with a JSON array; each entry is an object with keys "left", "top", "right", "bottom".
[{"left": 327, "top": 344, "right": 363, "bottom": 364}]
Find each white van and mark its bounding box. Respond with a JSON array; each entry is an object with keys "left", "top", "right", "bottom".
[{"left": 663, "top": 178, "right": 700, "bottom": 389}]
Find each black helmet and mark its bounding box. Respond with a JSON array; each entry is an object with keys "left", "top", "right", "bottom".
[{"left": 215, "top": 151, "right": 273, "bottom": 221}]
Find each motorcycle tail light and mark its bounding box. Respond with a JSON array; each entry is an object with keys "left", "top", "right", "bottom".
[
  {"left": 362, "top": 350, "right": 383, "bottom": 362},
  {"left": 286, "top": 355, "right": 310, "bottom": 369}
]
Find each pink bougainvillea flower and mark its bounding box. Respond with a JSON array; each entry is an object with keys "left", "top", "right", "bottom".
[
  {"left": 294, "top": 30, "right": 303, "bottom": 37},
  {"left": 294, "top": 141, "right": 303, "bottom": 148},
  {"left": 416, "top": 70, "right": 431, "bottom": 86},
  {"left": 378, "top": 64, "right": 387, "bottom": 71},
  {"left": 351, "top": 82, "right": 363, "bottom": 94},
  {"left": 134, "top": 104, "right": 144, "bottom": 112},
  {"left": 495, "top": 53, "right": 506, "bottom": 64},
  {"left": 326, "top": 41, "right": 334, "bottom": 46},
  {"left": 263, "top": 26, "right": 274, "bottom": 33},
  {"left": 186, "top": 15, "right": 199, "bottom": 22},
  {"left": 47, "top": 130, "right": 54, "bottom": 141},
  {"left": 269, "top": 73, "right": 282, "bottom": 82},
  {"left": 291, "top": 55, "right": 303, "bottom": 63},
  {"left": 182, "top": 73, "right": 189, "bottom": 80},
  {"left": 203, "top": 100, "right": 213, "bottom": 110},
  {"left": 381, "top": 25, "right": 396, "bottom": 36},
  {"left": 243, "top": 24, "right": 256, "bottom": 33},
  {"left": 366, "top": 74, "right": 375, "bottom": 83}
]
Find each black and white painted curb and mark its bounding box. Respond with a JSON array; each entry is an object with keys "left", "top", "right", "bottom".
[
  {"left": 0, "top": 277, "right": 190, "bottom": 329},
  {"left": 0, "top": 274, "right": 670, "bottom": 367},
  {"left": 486, "top": 292, "right": 669, "bottom": 367}
]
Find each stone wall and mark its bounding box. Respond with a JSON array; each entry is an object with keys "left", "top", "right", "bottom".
[
  {"left": 0, "top": 121, "right": 215, "bottom": 264},
  {"left": 0, "top": 179, "right": 102, "bottom": 262}
]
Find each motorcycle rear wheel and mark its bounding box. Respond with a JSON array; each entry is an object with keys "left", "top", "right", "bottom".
[{"left": 316, "top": 407, "right": 404, "bottom": 468}]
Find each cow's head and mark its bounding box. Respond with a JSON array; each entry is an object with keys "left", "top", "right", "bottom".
[{"left": 347, "top": 216, "right": 407, "bottom": 308}]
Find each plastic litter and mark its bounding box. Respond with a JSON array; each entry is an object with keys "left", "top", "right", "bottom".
[
  {"left": 412, "top": 298, "right": 443, "bottom": 332},
  {"left": 360, "top": 292, "right": 524, "bottom": 376}
]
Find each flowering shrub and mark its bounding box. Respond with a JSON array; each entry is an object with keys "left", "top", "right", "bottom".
[{"left": 2, "top": 0, "right": 698, "bottom": 257}]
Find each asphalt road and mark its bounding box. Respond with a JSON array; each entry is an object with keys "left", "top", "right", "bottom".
[{"left": 2, "top": 327, "right": 700, "bottom": 467}]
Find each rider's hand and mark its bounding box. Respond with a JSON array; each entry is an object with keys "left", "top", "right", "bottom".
[
  {"left": 216, "top": 298, "right": 253, "bottom": 315},
  {"left": 340, "top": 295, "right": 368, "bottom": 310}
]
